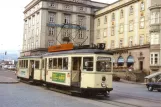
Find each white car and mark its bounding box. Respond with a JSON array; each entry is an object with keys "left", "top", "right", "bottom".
[{"left": 8, "top": 65, "right": 16, "bottom": 70}]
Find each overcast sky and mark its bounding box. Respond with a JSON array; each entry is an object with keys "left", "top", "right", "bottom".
[{"left": 0, "top": 0, "right": 117, "bottom": 54}]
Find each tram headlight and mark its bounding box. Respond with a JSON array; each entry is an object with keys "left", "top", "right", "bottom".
[
  {"left": 102, "top": 76, "right": 106, "bottom": 81},
  {"left": 101, "top": 82, "right": 107, "bottom": 88}
]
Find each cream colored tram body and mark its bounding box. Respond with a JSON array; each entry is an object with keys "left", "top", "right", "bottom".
[
  {"left": 17, "top": 56, "right": 42, "bottom": 82},
  {"left": 42, "top": 49, "right": 113, "bottom": 95}
]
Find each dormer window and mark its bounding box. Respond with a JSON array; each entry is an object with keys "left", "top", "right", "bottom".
[
  {"left": 112, "top": 13, "right": 115, "bottom": 21},
  {"left": 120, "top": 9, "right": 124, "bottom": 18},
  {"left": 129, "top": 6, "right": 134, "bottom": 15},
  {"left": 140, "top": 1, "right": 145, "bottom": 11}
]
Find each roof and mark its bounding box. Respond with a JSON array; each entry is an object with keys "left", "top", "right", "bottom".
[
  {"left": 43, "top": 49, "right": 113, "bottom": 57},
  {"left": 144, "top": 71, "right": 161, "bottom": 79}
]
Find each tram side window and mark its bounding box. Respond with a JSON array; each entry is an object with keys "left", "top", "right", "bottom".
[
  {"left": 35, "top": 61, "right": 40, "bottom": 69},
  {"left": 19, "top": 60, "right": 22, "bottom": 68},
  {"left": 53, "top": 58, "right": 57, "bottom": 69},
  {"left": 42, "top": 59, "right": 44, "bottom": 69},
  {"left": 48, "top": 58, "right": 52, "bottom": 69},
  {"left": 63, "top": 57, "right": 68, "bottom": 70},
  {"left": 26, "top": 60, "right": 28, "bottom": 68},
  {"left": 58, "top": 58, "right": 62, "bottom": 69},
  {"left": 83, "top": 57, "right": 93, "bottom": 71}
]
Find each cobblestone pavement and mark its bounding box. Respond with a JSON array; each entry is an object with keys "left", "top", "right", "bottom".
[
  {"left": 0, "top": 83, "right": 118, "bottom": 107},
  {"left": 0, "top": 68, "right": 18, "bottom": 83}
]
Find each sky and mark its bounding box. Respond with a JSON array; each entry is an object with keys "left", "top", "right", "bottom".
[{"left": 0, "top": 0, "right": 117, "bottom": 54}]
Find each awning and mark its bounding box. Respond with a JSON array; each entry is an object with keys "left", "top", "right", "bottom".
[
  {"left": 144, "top": 71, "right": 161, "bottom": 79},
  {"left": 127, "top": 56, "right": 134, "bottom": 63},
  {"left": 118, "top": 57, "right": 124, "bottom": 63}
]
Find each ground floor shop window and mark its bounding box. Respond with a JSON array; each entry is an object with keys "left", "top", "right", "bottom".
[
  {"left": 117, "top": 56, "right": 124, "bottom": 66},
  {"left": 127, "top": 56, "right": 134, "bottom": 68}
]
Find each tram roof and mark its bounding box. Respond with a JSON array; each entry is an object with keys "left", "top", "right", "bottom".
[
  {"left": 43, "top": 49, "right": 113, "bottom": 57},
  {"left": 18, "top": 55, "right": 42, "bottom": 59}
]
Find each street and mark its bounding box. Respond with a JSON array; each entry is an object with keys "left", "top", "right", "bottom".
[{"left": 0, "top": 69, "right": 160, "bottom": 107}]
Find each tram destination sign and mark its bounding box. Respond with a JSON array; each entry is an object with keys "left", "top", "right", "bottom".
[
  {"left": 97, "top": 57, "right": 111, "bottom": 61},
  {"left": 52, "top": 72, "right": 66, "bottom": 83}
]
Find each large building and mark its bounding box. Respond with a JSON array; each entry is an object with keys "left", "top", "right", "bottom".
[
  {"left": 94, "top": 0, "right": 161, "bottom": 80},
  {"left": 21, "top": 0, "right": 107, "bottom": 56}
]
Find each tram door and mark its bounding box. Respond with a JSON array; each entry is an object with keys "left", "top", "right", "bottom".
[
  {"left": 71, "top": 57, "right": 81, "bottom": 87},
  {"left": 44, "top": 58, "right": 47, "bottom": 82},
  {"left": 29, "top": 60, "right": 34, "bottom": 80}
]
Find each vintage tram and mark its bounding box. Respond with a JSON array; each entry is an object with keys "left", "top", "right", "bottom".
[{"left": 17, "top": 43, "right": 113, "bottom": 96}]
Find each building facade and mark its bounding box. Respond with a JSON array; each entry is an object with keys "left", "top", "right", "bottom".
[
  {"left": 21, "top": 0, "right": 107, "bottom": 56},
  {"left": 94, "top": 0, "right": 161, "bottom": 79}
]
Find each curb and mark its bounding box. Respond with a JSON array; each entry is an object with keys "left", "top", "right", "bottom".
[
  {"left": 116, "top": 79, "right": 146, "bottom": 85},
  {"left": 0, "top": 81, "right": 19, "bottom": 84}
]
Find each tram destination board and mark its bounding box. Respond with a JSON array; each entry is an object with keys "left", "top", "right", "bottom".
[
  {"left": 97, "top": 57, "right": 111, "bottom": 61},
  {"left": 52, "top": 72, "right": 66, "bottom": 83}
]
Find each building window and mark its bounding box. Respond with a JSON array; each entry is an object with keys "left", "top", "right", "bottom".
[
  {"left": 151, "top": 12, "right": 160, "bottom": 24},
  {"left": 64, "top": 14, "right": 70, "bottom": 24},
  {"left": 32, "top": 16, "right": 35, "bottom": 25},
  {"left": 104, "top": 16, "right": 107, "bottom": 24},
  {"left": 129, "top": 36, "right": 133, "bottom": 47},
  {"left": 32, "top": 29, "right": 34, "bottom": 36},
  {"left": 97, "top": 30, "right": 100, "bottom": 39},
  {"left": 97, "top": 18, "right": 100, "bottom": 26},
  {"left": 78, "top": 30, "right": 84, "bottom": 39},
  {"left": 63, "top": 29, "right": 71, "bottom": 37},
  {"left": 103, "top": 28, "right": 107, "bottom": 37},
  {"left": 49, "top": 13, "right": 55, "bottom": 23},
  {"left": 48, "top": 40, "right": 54, "bottom": 47},
  {"left": 117, "top": 56, "right": 124, "bottom": 66},
  {"left": 119, "top": 39, "right": 123, "bottom": 48},
  {"left": 111, "top": 27, "right": 115, "bottom": 36},
  {"left": 79, "top": 6, "right": 85, "bottom": 12},
  {"left": 151, "top": 33, "right": 159, "bottom": 45},
  {"left": 36, "top": 28, "right": 39, "bottom": 36},
  {"left": 119, "top": 24, "right": 124, "bottom": 33},
  {"left": 49, "top": 27, "right": 55, "bottom": 36},
  {"left": 129, "top": 20, "right": 134, "bottom": 31},
  {"left": 50, "top": 3, "right": 56, "bottom": 7},
  {"left": 120, "top": 9, "right": 124, "bottom": 19},
  {"left": 127, "top": 56, "right": 134, "bottom": 68},
  {"left": 35, "top": 40, "right": 38, "bottom": 48},
  {"left": 139, "top": 35, "right": 144, "bottom": 45},
  {"left": 150, "top": 53, "right": 159, "bottom": 65},
  {"left": 78, "top": 16, "right": 85, "bottom": 26},
  {"left": 24, "top": 34, "right": 26, "bottom": 40},
  {"left": 64, "top": 5, "right": 71, "bottom": 10},
  {"left": 140, "top": 17, "right": 145, "bottom": 29},
  {"left": 112, "top": 13, "right": 115, "bottom": 21},
  {"left": 140, "top": 1, "right": 145, "bottom": 11},
  {"left": 111, "top": 40, "right": 115, "bottom": 49},
  {"left": 129, "top": 6, "right": 134, "bottom": 15}
]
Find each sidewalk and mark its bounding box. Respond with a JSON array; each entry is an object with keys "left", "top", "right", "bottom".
[
  {"left": 0, "top": 76, "right": 19, "bottom": 84},
  {"left": 118, "top": 79, "right": 146, "bottom": 85}
]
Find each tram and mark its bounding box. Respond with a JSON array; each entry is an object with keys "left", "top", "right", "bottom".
[{"left": 17, "top": 43, "right": 113, "bottom": 96}]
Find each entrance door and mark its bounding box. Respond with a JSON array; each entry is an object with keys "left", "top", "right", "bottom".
[
  {"left": 30, "top": 60, "right": 34, "bottom": 80},
  {"left": 139, "top": 61, "right": 143, "bottom": 71},
  {"left": 71, "top": 57, "right": 81, "bottom": 87}
]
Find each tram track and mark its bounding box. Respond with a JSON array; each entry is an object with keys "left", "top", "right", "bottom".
[
  {"left": 19, "top": 81, "right": 160, "bottom": 107},
  {"left": 112, "top": 90, "right": 161, "bottom": 104}
]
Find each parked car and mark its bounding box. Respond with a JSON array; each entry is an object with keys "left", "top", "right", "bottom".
[
  {"left": 146, "top": 79, "right": 161, "bottom": 92},
  {"left": 8, "top": 65, "right": 16, "bottom": 70}
]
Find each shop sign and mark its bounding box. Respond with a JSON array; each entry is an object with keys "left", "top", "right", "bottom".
[{"left": 52, "top": 72, "right": 66, "bottom": 83}]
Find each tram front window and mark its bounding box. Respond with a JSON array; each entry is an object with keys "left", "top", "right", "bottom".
[
  {"left": 96, "top": 61, "right": 111, "bottom": 72},
  {"left": 83, "top": 57, "right": 93, "bottom": 71}
]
